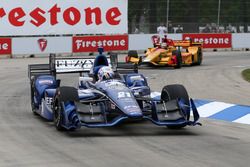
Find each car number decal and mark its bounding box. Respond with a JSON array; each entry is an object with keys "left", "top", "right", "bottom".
[{"left": 118, "top": 92, "right": 131, "bottom": 99}]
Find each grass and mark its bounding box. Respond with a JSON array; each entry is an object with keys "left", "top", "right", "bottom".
[{"left": 242, "top": 69, "right": 250, "bottom": 82}]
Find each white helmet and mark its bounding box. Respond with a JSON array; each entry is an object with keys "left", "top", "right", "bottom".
[
  {"left": 97, "top": 66, "right": 114, "bottom": 81},
  {"left": 185, "top": 37, "right": 192, "bottom": 42},
  {"left": 161, "top": 42, "right": 167, "bottom": 48}
]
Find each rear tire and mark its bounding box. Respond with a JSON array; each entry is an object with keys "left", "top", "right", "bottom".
[
  {"left": 128, "top": 50, "right": 138, "bottom": 58},
  {"left": 161, "top": 84, "right": 190, "bottom": 129},
  {"left": 30, "top": 78, "right": 38, "bottom": 115},
  {"left": 196, "top": 47, "right": 203, "bottom": 65}
]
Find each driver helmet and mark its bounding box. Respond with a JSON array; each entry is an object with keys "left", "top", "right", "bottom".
[
  {"left": 161, "top": 42, "right": 167, "bottom": 48},
  {"left": 97, "top": 66, "right": 114, "bottom": 81},
  {"left": 185, "top": 37, "right": 192, "bottom": 42}
]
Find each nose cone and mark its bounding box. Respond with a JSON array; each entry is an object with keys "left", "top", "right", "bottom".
[
  {"left": 143, "top": 57, "right": 151, "bottom": 63},
  {"left": 123, "top": 106, "right": 143, "bottom": 118}
]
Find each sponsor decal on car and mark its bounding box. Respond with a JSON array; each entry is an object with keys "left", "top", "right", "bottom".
[
  {"left": 105, "top": 81, "right": 125, "bottom": 90},
  {"left": 110, "top": 103, "right": 116, "bottom": 110},
  {"left": 183, "top": 33, "right": 232, "bottom": 48},
  {"left": 38, "top": 80, "right": 54, "bottom": 85},
  {"left": 124, "top": 105, "right": 140, "bottom": 113},
  {"left": 73, "top": 35, "right": 128, "bottom": 52},
  {"left": 130, "top": 75, "right": 144, "bottom": 82},
  {"left": 0, "top": 38, "right": 11, "bottom": 54},
  {"left": 117, "top": 91, "right": 132, "bottom": 99},
  {"left": 55, "top": 58, "right": 111, "bottom": 73}
]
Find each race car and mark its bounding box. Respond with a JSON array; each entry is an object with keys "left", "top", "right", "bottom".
[
  {"left": 126, "top": 35, "right": 203, "bottom": 68},
  {"left": 28, "top": 48, "right": 201, "bottom": 131}
]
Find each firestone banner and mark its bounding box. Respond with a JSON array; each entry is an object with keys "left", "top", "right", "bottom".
[
  {"left": 0, "top": 0, "right": 128, "bottom": 36},
  {"left": 0, "top": 38, "right": 11, "bottom": 54},
  {"left": 73, "top": 35, "right": 128, "bottom": 52},
  {"left": 183, "top": 33, "right": 232, "bottom": 48}
]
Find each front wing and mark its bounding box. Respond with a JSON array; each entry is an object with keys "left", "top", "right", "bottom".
[{"left": 59, "top": 97, "right": 201, "bottom": 130}]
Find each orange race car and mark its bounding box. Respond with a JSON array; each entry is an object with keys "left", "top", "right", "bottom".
[{"left": 126, "top": 35, "right": 203, "bottom": 68}]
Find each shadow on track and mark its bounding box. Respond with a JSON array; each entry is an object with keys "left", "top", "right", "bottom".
[
  {"left": 31, "top": 109, "right": 202, "bottom": 138},
  {"left": 62, "top": 122, "right": 201, "bottom": 138}
]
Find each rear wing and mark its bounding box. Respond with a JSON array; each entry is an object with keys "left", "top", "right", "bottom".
[
  {"left": 28, "top": 64, "right": 52, "bottom": 79},
  {"left": 28, "top": 53, "right": 138, "bottom": 80}
]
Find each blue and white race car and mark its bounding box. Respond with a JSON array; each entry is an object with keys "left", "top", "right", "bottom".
[{"left": 28, "top": 49, "right": 201, "bottom": 131}]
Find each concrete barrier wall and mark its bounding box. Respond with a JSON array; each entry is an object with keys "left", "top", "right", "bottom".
[
  {"left": 232, "top": 33, "right": 250, "bottom": 49},
  {"left": 1, "top": 33, "right": 250, "bottom": 57}
]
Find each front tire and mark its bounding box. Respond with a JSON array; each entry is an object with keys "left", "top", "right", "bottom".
[
  {"left": 196, "top": 47, "right": 203, "bottom": 65},
  {"left": 161, "top": 84, "right": 190, "bottom": 129},
  {"left": 53, "top": 98, "right": 66, "bottom": 131},
  {"left": 53, "top": 86, "right": 79, "bottom": 131},
  {"left": 173, "top": 49, "right": 182, "bottom": 69}
]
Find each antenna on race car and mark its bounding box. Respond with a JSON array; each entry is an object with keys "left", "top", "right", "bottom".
[{"left": 49, "top": 53, "right": 56, "bottom": 77}]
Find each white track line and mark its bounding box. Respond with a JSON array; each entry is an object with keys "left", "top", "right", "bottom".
[
  {"left": 233, "top": 114, "right": 250, "bottom": 125},
  {"left": 197, "top": 102, "right": 235, "bottom": 117}
]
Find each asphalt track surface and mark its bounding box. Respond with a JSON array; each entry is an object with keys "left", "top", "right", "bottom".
[{"left": 0, "top": 51, "right": 249, "bottom": 167}]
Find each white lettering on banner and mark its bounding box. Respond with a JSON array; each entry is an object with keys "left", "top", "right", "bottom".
[
  {"left": 73, "top": 35, "right": 128, "bottom": 52},
  {"left": 183, "top": 33, "right": 232, "bottom": 48},
  {"left": 75, "top": 39, "right": 126, "bottom": 50},
  {"left": 0, "top": 38, "right": 11, "bottom": 54},
  {"left": 0, "top": 43, "right": 8, "bottom": 50},
  {"left": 194, "top": 38, "right": 229, "bottom": 45}
]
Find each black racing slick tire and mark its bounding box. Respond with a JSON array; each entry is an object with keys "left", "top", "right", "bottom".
[
  {"left": 161, "top": 84, "right": 190, "bottom": 129},
  {"left": 161, "top": 84, "right": 189, "bottom": 105},
  {"left": 196, "top": 47, "right": 203, "bottom": 65},
  {"left": 30, "top": 77, "right": 38, "bottom": 115},
  {"left": 53, "top": 98, "right": 66, "bottom": 131},
  {"left": 53, "top": 87, "right": 79, "bottom": 131},
  {"left": 128, "top": 50, "right": 139, "bottom": 58},
  {"left": 173, "top": 49, "right": 182, "bottom": 69}
]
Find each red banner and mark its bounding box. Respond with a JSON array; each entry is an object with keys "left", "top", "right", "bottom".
[
  {"left": 73, "top": 35, "right": 128, "bottom": 52},
  {"left": 183, "top": 33, "right": 232, "bottom": 48},
  {"left": 0, "top": 38, "right": 11, "bottom": 54}
]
